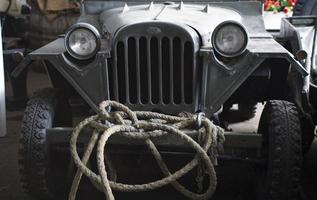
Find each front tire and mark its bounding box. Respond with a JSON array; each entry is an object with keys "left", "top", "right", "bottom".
[
  {"left": 257, "top": 100, "right": 302, "bottom": 200},
  {"left": 18, "top": 88, "right": 72, "bottom": 199}
]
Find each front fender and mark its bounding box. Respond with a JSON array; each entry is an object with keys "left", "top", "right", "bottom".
[
  {"left": 12, "top": 38, "right": 111, "bottom": 112},
  {"left": 201, "top": 37, "right": 308, "bottom": 113}
]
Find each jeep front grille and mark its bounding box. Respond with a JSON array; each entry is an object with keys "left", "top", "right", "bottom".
[{"left": 107, "top": 22, "right": 200, "bottom": 114}]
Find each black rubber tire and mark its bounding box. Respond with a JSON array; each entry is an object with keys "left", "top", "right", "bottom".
[
  {"left": 300, "top": 115, "right": 315, "bottom": 153},
  {"left": 238, "top": 103, "right": 257, "bottom": 120},
  {"left": 18, "top": 88, "right": 72, "bottom": 199},
  {"left": 257, "top": 100, "right": 302, "bottom": 200},
  {"left": 294, "top": 0, "right": 317, "bottom": 16}
]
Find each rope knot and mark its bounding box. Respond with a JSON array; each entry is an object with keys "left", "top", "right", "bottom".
[{"left": 99, "top": 100, "right": 139, "bottom": 125}]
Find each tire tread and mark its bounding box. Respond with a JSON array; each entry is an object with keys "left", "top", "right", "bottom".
[
  {"left": 258, "top": 100, "right": 302, "bottom": 200},
  {"left": 18, "top": 88, "right": 58, "bottom": 199}
]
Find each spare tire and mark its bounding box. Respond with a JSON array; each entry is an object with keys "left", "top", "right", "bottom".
[{"left": 293, "top": 0, "right": 317, "bottom": 16}]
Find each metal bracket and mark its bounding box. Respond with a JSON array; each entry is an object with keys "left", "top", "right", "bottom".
[
  {"left": 199, "top": 48, "right": 237, "bottom": 75},
  {"left": 196, "top": 112, "right": 205, "bottom": 128},
  {"left": 11, "top": 54, "right": 32, "bottom": 78}
]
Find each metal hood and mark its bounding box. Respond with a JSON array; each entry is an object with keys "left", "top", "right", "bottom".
[{"left": 99, "top": 1, "right": 271, "bottom": 46}]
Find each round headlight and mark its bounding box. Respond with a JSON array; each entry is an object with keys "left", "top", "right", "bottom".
[
  {"left": 212, "top": 21, "right": 248, "bottom": 57},
  {"left": 65, "top": 23, "right": 100, "bottom": 60}
]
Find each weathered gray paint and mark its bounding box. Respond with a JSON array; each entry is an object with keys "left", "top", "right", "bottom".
[
  {"left": 280, "top": 17, "right": 317, "bottom": 94},
  {"left": 0, "top": 23, "right": 6, "bottom": 137},
  {"left": 98, "top": 2, "right": 270, "bottom": 45},
  {"left": 12, "top": 2, "right": 309, "bottom": 116}
]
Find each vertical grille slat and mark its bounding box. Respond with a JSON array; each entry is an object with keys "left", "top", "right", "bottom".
[
  {"left": 117, "top": 41, "right": 126, "bottom": 103},
  {"left": 124, "top": 39, "right": 130, "bottom": 103},
  {"left": 173, "top": 37, "right": 182, "bottom": 104},
  {"left": 111, "top": 46, "right": 118, "bottom": 101},
  {"left": 192, "top": 43, "right": 197, "bottom": 103},
  {"left": 169, "top": 38, "right": 174, "bottom": 103},
  {"left": 107, "top": 59, "right": 114, "bottom": 100},
  {"left": 135, "top": 37, "right": 141, "bottom": 104},
  {"left": 180, "top": 41, "right": 185, "bottom": 103},
  {"left": 147, "top": 37, "right": 152, "bottom": 102},
  {"left": 111, "top": 25, "right": 196, "bottom": 107}
]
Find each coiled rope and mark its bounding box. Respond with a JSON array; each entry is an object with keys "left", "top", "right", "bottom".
[{"left": 69, "top": 100, "right": 225, "bottom": 200}]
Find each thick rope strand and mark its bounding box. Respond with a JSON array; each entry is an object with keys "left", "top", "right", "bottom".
[{"left": 69, "top": 100, "right": 224, "bottom": 200}]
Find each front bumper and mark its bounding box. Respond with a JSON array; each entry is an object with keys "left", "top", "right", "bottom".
[{"left": 47, "top": 127, "right": 262, "bottom": 162}]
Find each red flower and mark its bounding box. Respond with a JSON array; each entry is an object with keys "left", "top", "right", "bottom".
[
  {"left": 283, "top": 7, "right": 290, "bottom": 13},
  {"left": 288, "top": 0, "right": 296, "bottom": 6},
  {"left": 264, "top": 0, "right": 296, "bottom": 12},
  {"left": 274, "top": 1, "right": 280, "bottom": 7}
]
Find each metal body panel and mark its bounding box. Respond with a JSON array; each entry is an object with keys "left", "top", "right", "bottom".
[
  {"left": 0, "top": 23, "right": 6, "bottom": 137},
  {"left": 26, "top": 38, "right": 110, "bottom": 112},
  {"left": 203, "top": 50, "right": 266, "bottom": 112},
  {"left": 279, "top": 16, "right": 317, "bottom": 113},
  {"left": 19, "top": 33, "right": 307, "bottom": 115},
  {"left": 100, "top": 3, "right": 241, "bottom": 46},
  {"left": 49, "top": 55, "right": 109, "bottom": 111},
  {"left": 280, "top": 17, "right": 317, "bottom": 93},
  {"left": 46, "top": 128, "right": 262, "bottom": 150},
  {"left": 201, "top": 37, "right": 307, "bottom": 113},
  {"left": 99, "top": 2, "right": 269, "bottom": 46},
  {"left": 12, "top": 2, "right": 309, "bottom": 116}
]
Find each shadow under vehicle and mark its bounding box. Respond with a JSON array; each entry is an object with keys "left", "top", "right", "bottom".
[{"left": 11, "top": 0, "right": 317, "bottom": 199}]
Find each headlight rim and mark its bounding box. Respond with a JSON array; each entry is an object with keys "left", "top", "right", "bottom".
[
  {"left": 65, "top": 22, "right": 101, "bottom": 60},
  {"left": 212, "top": 20, "right": 248, "bottom": 58}
]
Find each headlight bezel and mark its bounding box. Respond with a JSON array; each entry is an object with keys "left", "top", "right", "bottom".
[
  {"left": 65, "top": 23, "right": 101, "bottom": 60},
  {"left": 212, "top": 21, "right": 248, "bottom": 58}
]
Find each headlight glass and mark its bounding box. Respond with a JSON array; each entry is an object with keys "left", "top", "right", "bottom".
[
  {"left": 66, "top": 26, "right": 99, "bottom": 60},
  {"left": 212, "top": 22, "right": 248, "bottom": 57}
]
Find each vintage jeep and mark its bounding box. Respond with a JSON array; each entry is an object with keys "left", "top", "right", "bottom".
[{"left": 13, "top": 0, "right": 317, "bottom": 199}]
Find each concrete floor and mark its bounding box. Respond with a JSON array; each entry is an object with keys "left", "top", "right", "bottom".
[{"left": 1, "top": 70, "right": 317, "bottom": 200}]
